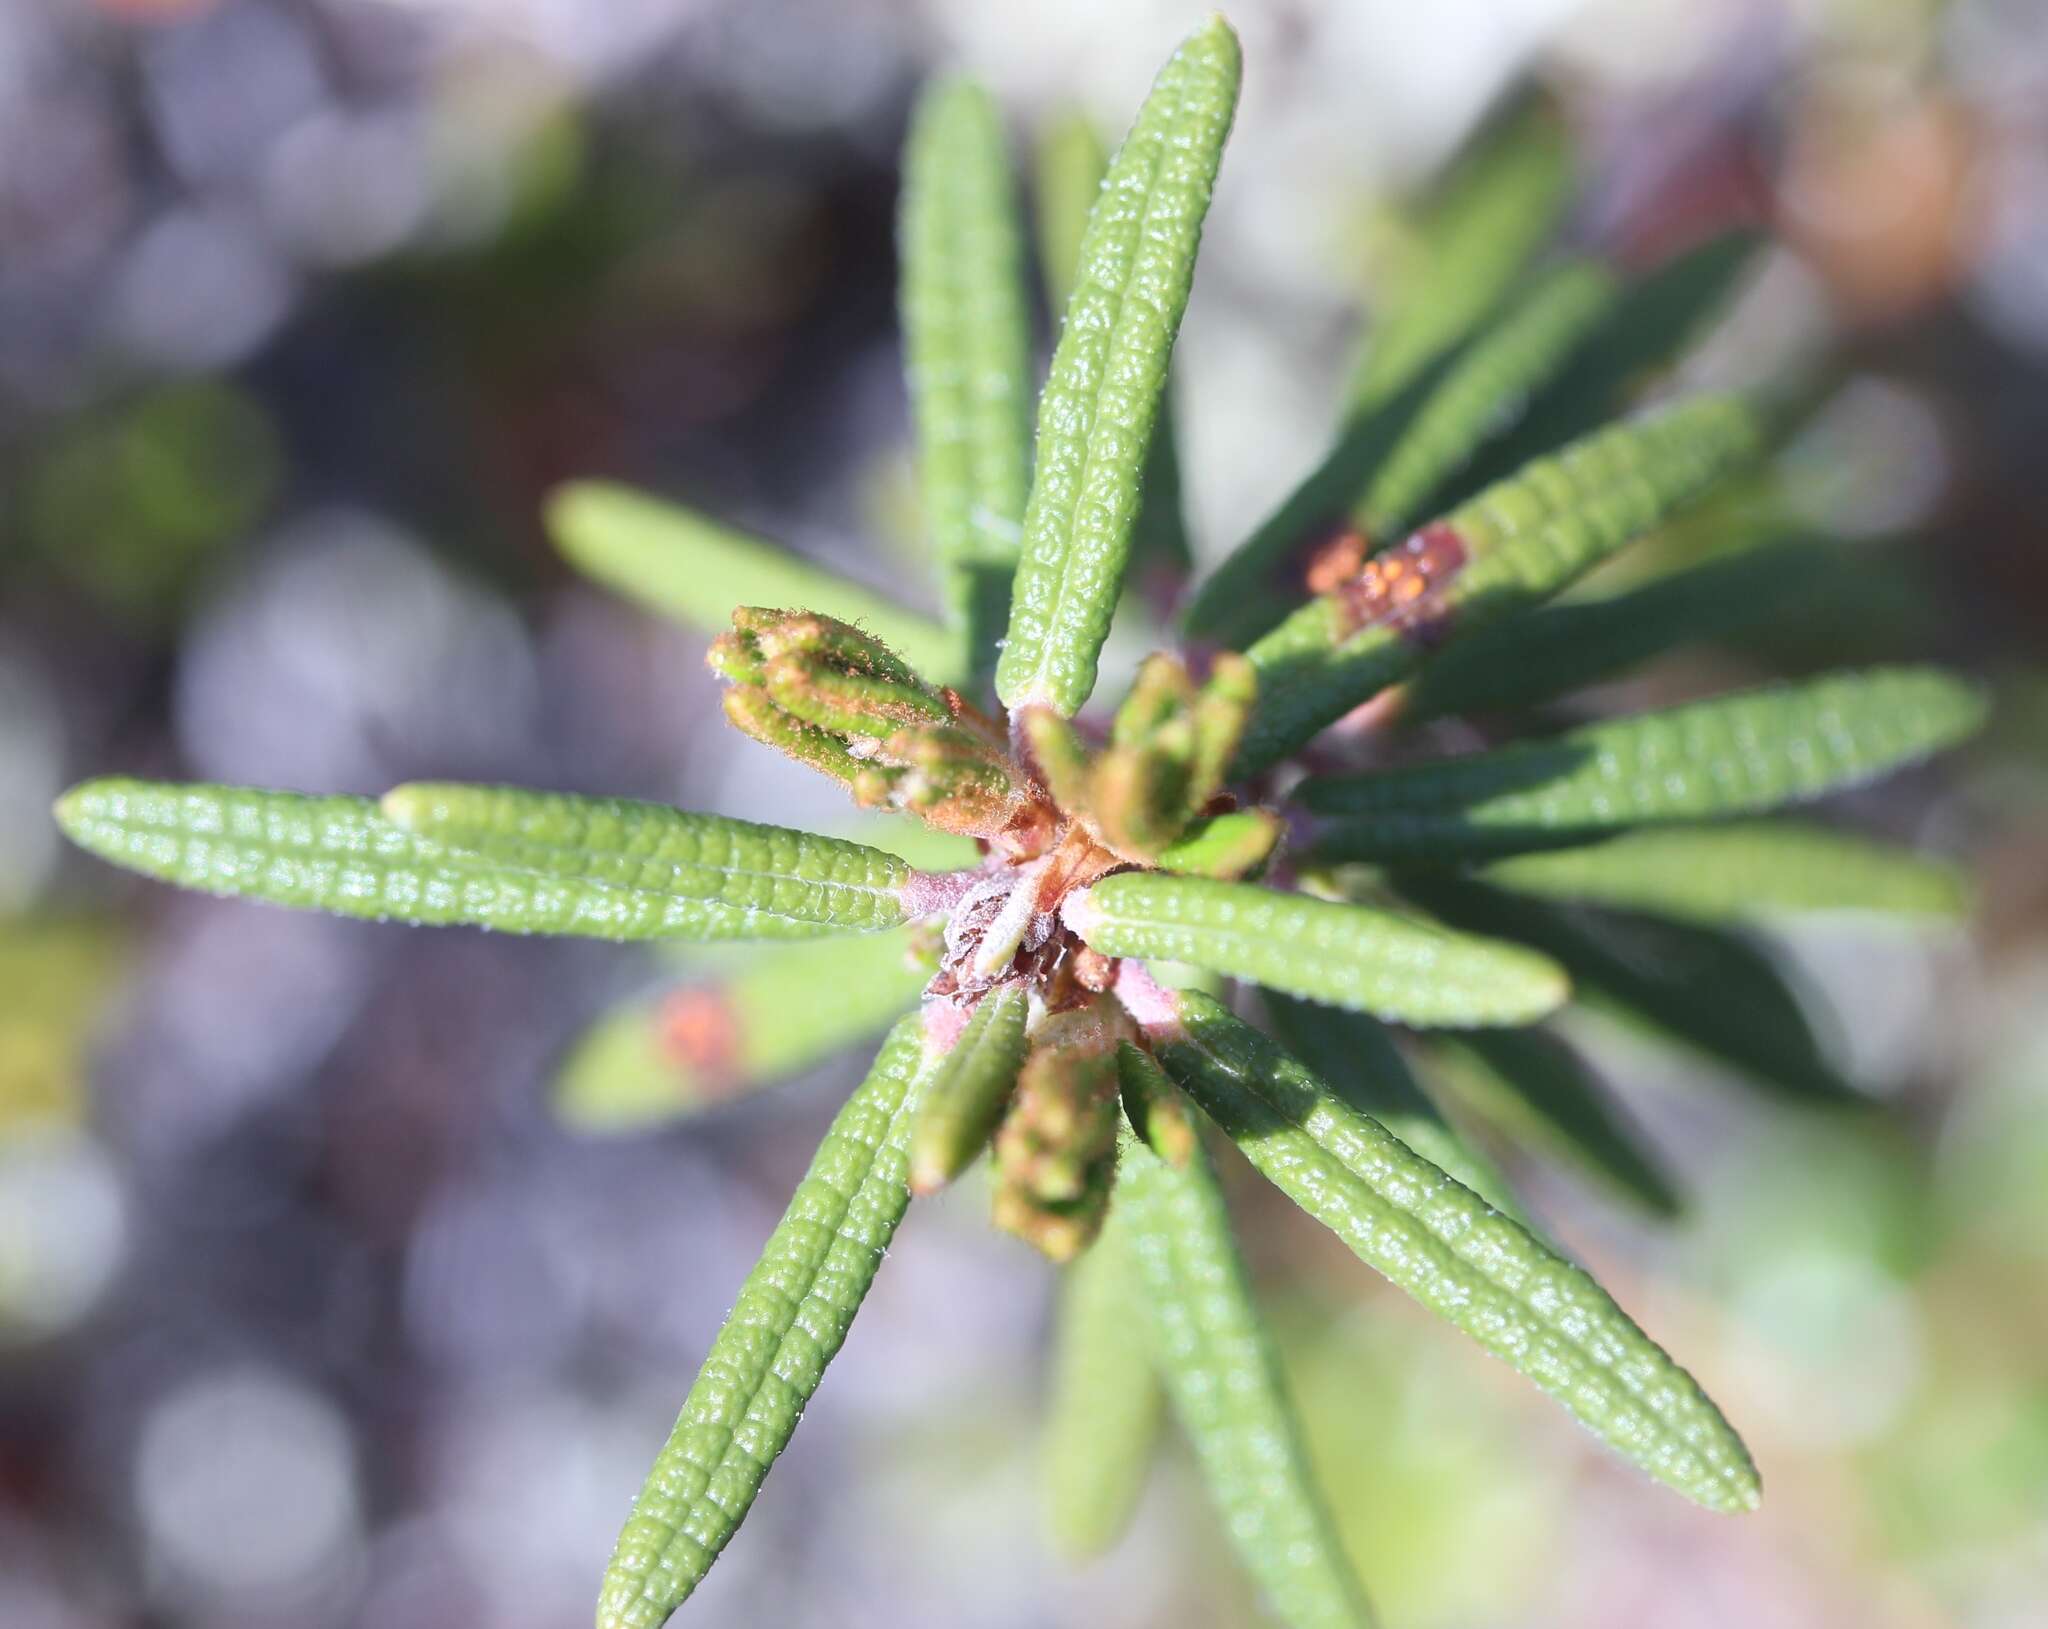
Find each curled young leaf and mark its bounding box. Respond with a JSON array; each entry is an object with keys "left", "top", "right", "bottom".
[
  {"left": 1303, "top": 667, "right": 1988, "bottom": 859},
  {"left": 1042, "top": 1224, "right": 1164, "bottom": 1562},
  {"left": 901, "top": 77, "right": 1034, "bottom": 674},
  {"left": 548, "top": 481, "right": 958, "bottom": 682},
  {"left": 997, "top": 17, "right": 1240, "bottom": 717},
  {"left": 909, "top": 983, "right": 1031, "bottom": 1192},
  {"left": 1113, "top": 1136, "right": 1378, "bottom": 1629},
  {"left": 1063, "top": 872, "right": 1568, "bottom": 1027},
  {"left": 597, "top": 1013, "right": 929, "bottom": 1629},
  {"left": 1151, "top": 991, "right": 1760, "bottom": 1515},
  {"left": 1236, "top": 395, "right": 1765, "bottom": 776}
]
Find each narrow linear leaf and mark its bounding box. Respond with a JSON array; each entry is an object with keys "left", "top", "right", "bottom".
[
  {"left": 1401, "top": 539, "right": 1838, "bottom": 722},
  {"left": 1113, "top": 1135, "right": 1377, "bottom": 1629},
  {"left": 1237, "top": 395, "right": 1765, "bottom": 776},
  {"left": 1063, "top": 872, "right": 1568, "bottom": 1028},
  {"left": 909, "top": 983, "right": 1031, "bottom": 1192},
  {"left": 56, "top": 778, "right": 906, "bottom": 942},
  {"left": 1035, "top": 111, "right": 1196, "bottom": 584},
  {"left": 1397, "top": 872, "right": 1858, "bottom": 1106},
  {"left": 553, "top": 929, "right": 931, "bottom": 1133},
  {"left": 597, "top": 1014, "right": 930, "bottom": 1629},
  {"left": 1478, "top": 822, "right": 1971, "bottom": 923},
  {"left": 1042, "top": 1223, "right": 1165, "bottom": 1562},
  {"left": 1034, "top": 108, "right": 1106, "bottom": 312},
  {"left": 1452, "top": 229, "right": 1764, "bottom": 499},
  {"left": 1303, "top": 667, "right": 1988, "bottom": 859},
  {"left": 1152, "top": 991, "right": 1760, "bottom": 1514},
  {"left": 1345, "top": 91, "right": 1576, "bottom": 410},
  {"left": 1353, "top": 258, "right": 1619, "bottom": 541},
  {"left": 1262, "top": 994, "right": 1525, "bottom": 1222},
  {"left": 901, "top": 78, "right": 1034, "bottom": 673},
  {"left": 380, "top": 781, "right": 921, "bottom": 936},
  {"left": 1178, "top": 357, "right": 1455, "bottom": 650},
  {"left": 1429, "top": 1028, "right": 1680, "bottom": 1217},
  {"left": 548, "top": 481, "right": 959, "bottom": 682},
  {"left": 997, "top": 18, "right": 1240, "bottom": 716}
]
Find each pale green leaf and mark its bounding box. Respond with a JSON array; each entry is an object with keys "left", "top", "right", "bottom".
[
  {"left": 548, "top": 481, "right": 959, "bottom": 682},
  {"left": 1152, "top": 991, "right": 1760, "bottom": 1514},
  {"left": 552, "top": 929, "right": 930, "bottom": 1133},
  {"left": 1064, "top": 872, "right": 1568, "bottom": 1027},
  {"left": 1345, "top": 91, "right": 1575, "bottom": 409},
  {"left": 1042, "top": 1224, "right": 1164, "bottom": 1562},
  {"left": 997, "top": 18, "right": 1240, "bottom": 716},
  {"left": 1304, "top": 667, "right": 1988, "bottom": 859},
  {"left": 1113, "top": 1134, "right": 1377, "bottom": 1629},
  {"left": 597, "top": 1014, "right": 929, "bottom": 1628},
  {"left": 1478, "top": 822, "right": 1970, "bottom": 922},
  {"left": 1353, "top": 258, "right": 1619, "bottom": 540},
  {"left": 900, "top": 77, "right": 1033, "bottom": 673}
]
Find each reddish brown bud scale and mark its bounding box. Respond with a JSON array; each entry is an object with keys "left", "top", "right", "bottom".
[
  {"left": 656, "top": 988, "right": 744, "bottom": 1091},
  {"left": 1330, "top": 523, "right": 1470, "bottom": 643}
]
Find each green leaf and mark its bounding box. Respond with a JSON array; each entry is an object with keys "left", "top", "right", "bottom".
[
  {"left": 1154, "top": 807, "right": 1284, "bottom": 880},
  {"left": 1042, "top": 1224, "right": 1164, "bottom": 1562},
  {"left": 1177, "top": 360, "right": 1453, "bottom": 650},
  {"left": 1477, "top": 823, "right": 1971, "bottom": 922},
  {"left": 1113, "top": 1135, "right": 1377, "bottom": 1629},
  {"left": 1451, "top": 230, "right": 1764, "bottom": 499},
  {"left": 900, "top": 77, "right": 1034, "bottom": 675},
  {"left": 1345, "top": 91, "right": 1575, "bottom": 410},
  {"left": 1262, "top": 995, "right": 1525, "bottom": 1222},
  {"left": 1396, "top": 873, "right": 1859, "bottom": 1106},
  {"left": 1428, "top": 1029, "right": 1680, "bottom": 1217},
  {"left": 1399, "top": 539, "right": 1838, "bottom": 722},
  {"left": 552, "top": 929, "right": 930, "bottom": 1133},
  {"left": 56, "top": 778, "right": 913, "bottom": 942},
  {"left": 909, "top": 983, "right": 1031, "bottom": 1192},
  {"left": 379, "top": 781, "right": 926, "bottom": 936},
  {"left": 1033, "top": 111, "right": 1198, "bottom": 585},
  {"left": 1237, "top": 395, "right": 1765, "bottom": 776},
  {"left": 1352, "top": 258, "right": 1619, "bottom": 541},
  {"left": 996, "top": 18, "right": 1240, "bottom": 716},
  {"left": 547, "top": 481, "right": 959, "bottom": 682},
  {"left": 1303, "top": 667, "right": 1988, "bottom": 859},
  {"left": 597, "top": 1014, "right": 929, "bottom": 1629},
  {"left": 1063, "top": 872, "right": 1568, "bottom": 1027},
  {"left": 1151, "top": 991, "right": 1760, "bottom": 1514}
]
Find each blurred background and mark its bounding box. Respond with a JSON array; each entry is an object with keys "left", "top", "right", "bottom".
[{"left": 3, "top": 0, "right": 2047, "bottom": 1625}]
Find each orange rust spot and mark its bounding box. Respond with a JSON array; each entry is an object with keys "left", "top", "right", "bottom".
[
  {"left": 1305, "top": 527, "right": 1371, "bottom": 594},
  {"left": 656, "top": 988, "right": 743, "bottom": 1088},
  {"left": 1331, "top": 523, "right": 1470, "bottom": 643}
]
